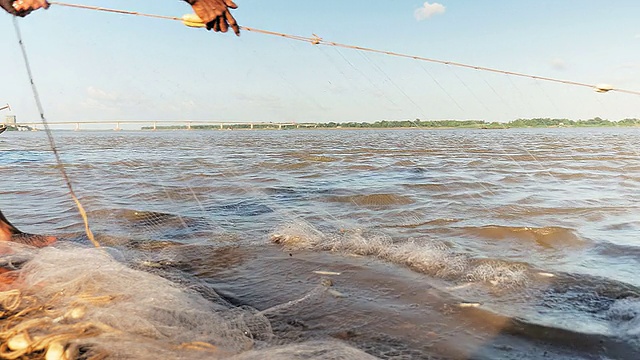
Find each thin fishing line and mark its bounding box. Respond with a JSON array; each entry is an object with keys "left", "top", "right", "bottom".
[
  {"left": 505, "top": 74, "right": 534, "bottom": 116},
  {"left": 418, "top": 63, "right": 465, "bottom": 114},
  {"left": 317, "top": 45, "right": 394, "bottom": 110},
  {"left": 350, "top": 50, "right": 400, "bottom": 108},
  {"left": 47, "top": 1, "right": 640, "bottom": 97},
  {"left": 12, "top": 17, "right": 99, "bottom": 248},
  {"left": 358, "top": 51, "right": 427, "bottom": 125},
  {"left": 447, "top": 65, "right": 491, "bottom": 114},
  {"left": 319, "top": 47, "right": 374, "bottom": 111},
  {"left": 479, "top": 72, "right": 514, "bottom": 118},
  {"left": 534, "top": 81, "right": 562, "bottom": 120},
  {"left": 354, "top": 51, "right": 401, "bottom": 108},
  {"left": 248, "top": 44, "right": 325, "bottom": 114},
  {"left": 333, "top": 48, "right": 402, "bottom": 111},
  {"left": 344, "top": 49, "right": 400, "bottom": 108}
]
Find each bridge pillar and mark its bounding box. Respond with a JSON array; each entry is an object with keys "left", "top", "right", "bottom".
[
  {"left": 153, "top": 122, "right": 157, "bottom": 131},
  {"left": 75, "top": 123, "right": 80, "bottom": 131},
  {"left": 220, "top": 123, "right": 223, "bottom": 129},
  {"left": 278, "top": 124, "right": 282, "bottom": 129},
  {"left": 115, "top": 122, "right": 121, "bottom": 131},
  {"left": 187, "top": 122, "right": 191, "bottom": 130},
  {"left": 250, "top": 123, "right": 254, "bottom": 129}
]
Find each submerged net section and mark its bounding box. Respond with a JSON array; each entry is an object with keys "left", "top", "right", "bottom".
[
  {"left": 0, "top": 244, "right": 260, "bottom": 359},
  {"left": 0, "top": 242, "right": 364, "bottom": 359}
]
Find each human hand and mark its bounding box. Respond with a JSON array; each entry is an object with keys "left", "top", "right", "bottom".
[
  {"left": 187, "top": 0, "right": 240, "bottom": 36},
  {"left": 1, "top": 0, "right": 49, "bottom": 16},
  {"left": 0, "top": 0, "right": 18, "bottom": 15}
]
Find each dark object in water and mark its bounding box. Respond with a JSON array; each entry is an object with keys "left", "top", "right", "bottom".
[
  {"left": 0, "top": 210, "right": 56, "bottom": 247},
  {"left": 0, "top": 125, "right": 6, "bottom": 135}
]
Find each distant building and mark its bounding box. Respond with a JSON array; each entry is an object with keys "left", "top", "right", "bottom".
[{"left": 4, "top": 115, "right": 16, "bottom": 125}]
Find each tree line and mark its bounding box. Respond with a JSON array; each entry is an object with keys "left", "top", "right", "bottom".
[
  {"left": 139, "top": 117, "right": 640, "bottom": 131},
  {"left": 316, "top": 117, "right": 640, "bottom": 129}
]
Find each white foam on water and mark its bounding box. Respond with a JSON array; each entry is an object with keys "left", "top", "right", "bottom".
[
  {"left": 607, "top": 298, "right": 640, "bottom": 339},
  {"left": 270, "top": 221, "right": 531, "bottom": 287}
]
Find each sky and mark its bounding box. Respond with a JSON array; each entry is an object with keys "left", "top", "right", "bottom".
[{"left": 0, "top": 0, "right": 639, "bottom": 128}]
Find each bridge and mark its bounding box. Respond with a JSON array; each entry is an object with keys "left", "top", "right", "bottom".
[{"left": 0, "top": 120, "right": 320, "bottom": 131}]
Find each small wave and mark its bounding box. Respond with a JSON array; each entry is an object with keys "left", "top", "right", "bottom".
[
  {"left": 269, "top": 223, "right": 640, "bottom": 355},
  {"left": 87, "top": 208, "right": 185, "bottom": 226},
  {"left": 461, "top": 225, "right": 586, "bottom": 248},
  {"left": 386, "top": 217, "right": 461, "bottom": 229},
  {"left": 208, "top": 200, "right": 274, "bottom": 217},
  {"left": 465, "top": 259, "right": 529, "bottom": 286},
  {"left": 327, "top": 193, "right": 414, "bottom": 208},
  {"left": 270, "top": 222, "right": 531, "bottom": 287},
  {"left": 392, "top": 160, "right": 417, "bottom": 167},
  {"left": 607, "top": 299, "right": 640, "bottom": 338},
  {"left": 345, "top": 164, "right": 379, "bottom": 171},
  {"left": 459, "top": 306, "right": 640, "bottom": 357},
  {"left": 266, "top": 162, "right": 313, "bottom": 171},
  {"left": 139, "top": 186, "right": 216, "bottom": 200},
  {"left": 594, "top": 242, "right": 640, "bottom": 261},
  {"left": 601, "top": 221, "right": 640, "bottom": 232},
  {"left": 300, "top": 155, "right": 338, "bottom": 162},
  {"left": 402, "top": 183, "right": 448, "bottom": 191},
  {"left": 232, "top": 341, "right": 378, "bottom": 359},
  {"left": 425, "top": 218, "right": 461, "bottom": 226},
  {"left": 84, "top": 208, "right": 220, "bottom": 243},
  {"left": 110, "top": 209, "right": 200, "bottom": 228},
  {"left": 0, "top": 150, "right": 52, "bottom": 165},
  {"left": 262, "top": 186, "right": 331, "bottom": 201}
]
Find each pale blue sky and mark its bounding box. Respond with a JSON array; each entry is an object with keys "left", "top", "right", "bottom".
[{"left": 0, "top": 0, "right": 639, "bottom": 126}]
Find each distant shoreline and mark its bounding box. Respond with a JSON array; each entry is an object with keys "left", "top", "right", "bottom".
[
  {"left": 4, "top": 117, "right": 639, "bottom": 132},
  {"left": 141, "top": 117, "right": 640, "bottom": 131},
  {"left": 141, "top": 125, "right": 640, "bottom": 131},
  {"left": 6, "top": 126, "right": 640, "bottom": 133}
]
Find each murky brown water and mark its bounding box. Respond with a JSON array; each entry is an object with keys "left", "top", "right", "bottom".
[{"left": 2, "top": 128, "right": 640, "bottom": 359}]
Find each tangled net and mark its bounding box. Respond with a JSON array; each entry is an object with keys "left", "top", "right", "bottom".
[
  {"left": 0, "top": 288, "right": 113, "bottom": 359},
  {"left": 0, "top": 243, "right": 271, "bottom": 360},
  {"left": 0, "top": 241, "right": 365, "bottom": 360}
]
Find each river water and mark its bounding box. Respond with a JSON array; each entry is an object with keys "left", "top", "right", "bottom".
[{"left": 1, "top": 128, "right": 640, "bottom": 359}]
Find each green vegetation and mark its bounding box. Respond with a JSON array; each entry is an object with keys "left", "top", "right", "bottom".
[
  {"left": 140, "top": 124, "right": 300, "bottom": 130},
  {"left": 505, "top": 117, "right": 639, "bottom": 128},
  {"left": 142, "top": 117, "right": 640, "bottom": 131},
  {"left": 314, "top": 117, "right": 640, "bottom": 129},
  {"left": 313, "top": 119, "right": 488, "bottom": 128}
]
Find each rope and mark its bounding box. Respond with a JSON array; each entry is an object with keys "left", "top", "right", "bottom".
[
  {"left": 50, "top": 1, "right": 182, "bottom": 22},
  {"left": 12, "top": 18, "right": 100, "bottom": 249},
  {"left": 48, "top": 1, "right": 640, "bottom": 97}
]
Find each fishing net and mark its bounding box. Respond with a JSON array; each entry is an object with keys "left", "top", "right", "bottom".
[{"left": 0, "top": 243, "right": 360, "bottom": 359}]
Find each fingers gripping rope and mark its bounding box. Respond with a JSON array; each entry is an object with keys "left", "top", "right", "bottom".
[{"left": 12, "top": 18, "right": 99, "bottom": 248}]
